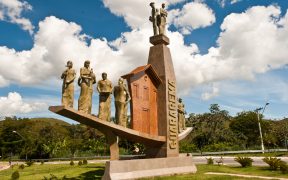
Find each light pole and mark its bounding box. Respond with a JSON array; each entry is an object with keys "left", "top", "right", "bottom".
[
  {"left": 12, "top": 131, "right": 27, "bottom": 160},
  {"left": 255, "top": 102, "right": 269, "bottom": 153}
]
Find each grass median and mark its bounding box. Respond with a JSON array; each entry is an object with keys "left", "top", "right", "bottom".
[{"left": 0, "top": 163, "right": 288, "bottom": 179}]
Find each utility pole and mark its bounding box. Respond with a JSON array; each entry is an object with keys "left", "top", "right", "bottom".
[{"left": 255, "top": 103, "right": 269, "bottom": 154}]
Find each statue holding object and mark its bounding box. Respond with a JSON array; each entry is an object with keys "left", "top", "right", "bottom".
[
  {"left": 61, "top": 61, "right": 76, "bottom": 108},
  {"left": 78, "top": 60, "right": 94, "bottom": 113},
  {"left": 113, "top": 78, "right": 131, "bottom": 127},
  {"left": 97, "top": 72, "right": 113, "bottom": 121}
]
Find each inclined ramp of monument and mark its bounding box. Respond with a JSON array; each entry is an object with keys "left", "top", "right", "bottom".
[{"left": 49, "top": 106, "right": 166, "bottom": 146}]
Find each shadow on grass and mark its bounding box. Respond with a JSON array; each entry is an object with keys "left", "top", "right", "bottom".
[{"left": 77, "top": 166, "right": 105, "bottom": 180}]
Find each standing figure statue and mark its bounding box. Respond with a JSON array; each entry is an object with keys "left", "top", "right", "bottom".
[
  {"left": 178, "top": 98, "right": 186, "bottom": 133},
  {"left": 78, "top": 60, "right": 94, "bottom": 114},
  {"left": 61, "top": 61, "right": 76, "bottom": 108},
  {"left": 97, "top": 72, "right": 113, "bottom": 121},
  {"left": 149, "top": 2, "right": 158, "bottom": 36},
  {"left": 113, "top": 78, "right": 131, "bottom": 127},
  {"left": 88, "top": 69, "right": 96, "bottom": 114},
  {"left": 158, "top": 3, "right": 167, "bottom": 35}
]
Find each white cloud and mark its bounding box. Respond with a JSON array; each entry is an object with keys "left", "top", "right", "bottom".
[
  {"left": 0, "top": 92, "right": 47, "bottom": 117},
  {"left": 0, "top": 0, "right": 34, "bottom": 34},
  {"left": 217, "top": 0, "right": 241, "bottom": 8},
  {"left": 0, "top": 5, "right": 288, "bottom": 100},
  {"left": 102, "top": 0, "right": 187, "bottom": 29},
  {"left": 170, "top": 2, "right": 216, "bottom": 34},
  {"left": 231, "top": 0, "right": 241, "bottom": 4},
  {"left": 201, "top": 84, "right": 219, "bottom": 100}
]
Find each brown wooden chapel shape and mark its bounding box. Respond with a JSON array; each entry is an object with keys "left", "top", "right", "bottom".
[{"left": 122, "top": 64, "right": 162, "bottom": 136}]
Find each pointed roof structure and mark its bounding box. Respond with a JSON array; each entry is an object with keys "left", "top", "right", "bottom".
[{"left": 122, "top": 64, "right": 162, "bottom": 87}]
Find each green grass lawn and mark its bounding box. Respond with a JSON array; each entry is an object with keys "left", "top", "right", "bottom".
[
  {"left": 0, "top": 163, "right": 105, "bottom": 180},
  {"left": 0, "top": 163, "right": 288, "bottom": 180}
]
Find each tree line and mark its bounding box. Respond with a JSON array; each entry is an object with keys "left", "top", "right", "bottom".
[
  {"left": 181, "top": 104, "right": 288, "bottom": 153},
  {"left": 0, "top": 104, "right": 287, "bottom": 159}
]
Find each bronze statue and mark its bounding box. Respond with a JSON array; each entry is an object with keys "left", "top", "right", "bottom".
[
  {"left": 158, "top": 3, "right": 167, "bottom": 35},
  {"left": 113, "top": 78, "right": 131, "bottom": 127},
  {"left": 178, "top": 98, "right": 186, "bottom": 133},
  {"left": 97, "top": 72, "right": 113, "bottom": 121},
  {"left": 78, "top": 60, "right": 94, "bottom": 113},
  {"left": 149, "top": 2, "right": 158, "bottom": 36},
  {"left": 61, "top": 61, "right": 76, "bottom": 108}
]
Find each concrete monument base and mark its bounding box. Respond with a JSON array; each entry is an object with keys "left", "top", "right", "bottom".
[{"left": 102, "top": 156, "right": 197, "bottom": 180}]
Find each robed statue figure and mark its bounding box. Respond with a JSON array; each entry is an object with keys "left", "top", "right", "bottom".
[{"left": 61, "top": 61, "right": 76, "bottom": 108}]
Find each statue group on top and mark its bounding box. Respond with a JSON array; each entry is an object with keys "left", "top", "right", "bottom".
[
  {"left": 149, "top": 2, "right": 167, "bottom": 36},
  {"left": 61, "top": 60, "right": 130, "bottom": 127},
  {"left": 60, "top": 3, "right": 186, "bottom": 130}
]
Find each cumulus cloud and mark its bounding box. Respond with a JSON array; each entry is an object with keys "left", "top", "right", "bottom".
[
  {"left": 0, "top": 92, "right": 47, "bottom": 117},
  {"left": 102, "top": 0, "right": 187, "bottom": 29},
  {"left": 170, "top": 2, "right": 216, "bottom": 34},
  {"left": 201, "top": 84, "right": 219, "bottom": 100},
  {"left": 0, "top": 4, "right": 288, "bottom": 99},
  {"left": 217, "top": 0, "right": 241, "bottom": 8},
  {"left": 0, "top": 0, "right": 34, "bottom": 34}
]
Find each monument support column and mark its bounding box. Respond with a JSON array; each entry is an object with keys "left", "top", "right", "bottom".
[
  {"left": 103, "top": 130, "right": 119, "bottom": 160},
  {"left": 146, "top": 35, "right": 179, "bottom": 158}
]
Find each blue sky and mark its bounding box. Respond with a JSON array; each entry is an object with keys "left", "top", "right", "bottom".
[{"left": 0, "top": 0, "right": 288, "bottom": 122}]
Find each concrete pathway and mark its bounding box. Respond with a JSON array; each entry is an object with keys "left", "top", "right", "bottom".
[{"left": 206, "top": 172, "right": 288, "bottom": 180}]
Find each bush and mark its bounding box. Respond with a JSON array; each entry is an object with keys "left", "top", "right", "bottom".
[
  {"left": 69, "top": 160, "right": 74, "bottom": 166},
  {"left": 82, "top": 159, "right": 88, "bottom": 165},
  {"left": 11, "top": 170, "right": 20, "bottom": 180},
  {"left": 234, "top": 156, "right": 253, "bottom": 167},
  {"left": 25, "top": 161, "right": 34, "bottom": 167},
  {"left": 18, "top": 164, "right": 25, "bottom": 170},
  {"left": 206, "top": 157, "right": 214, "bottom": 165},
  {"left": 262, "top": 157, "right": 281, "bottom": 170},
  {"left": 78, "top": 160, "right": 83, "bottom": 166},
  {"left": 279, "top": 161, "right": 288, "bottom": 174}
]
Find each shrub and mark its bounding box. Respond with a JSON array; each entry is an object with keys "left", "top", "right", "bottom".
[
  {"left": 78, "top": 160, "right": 83, "bottom": 166},
  {"left": 279, "top": 161, "right": 288, "bottom": 174},
  {"left": 82, "top": 159, "right": 88, "bottom": 165},
  {"left": 25, "top": 161, "right": 34, "bottom": 167},
  {"left": 262, "top": 157, "right": 281, "bottom": 170},
  {"left": 18, "top": 164, "right": 25, "bottom": 170},
  {"left": 11, "top": 170, "right": 20, "bottom": 180},
  {"left": 234, "top": 156, "right": 253, "bottom": 167},
  {"left": 206, "top": 157, "right": 214, "bottom": 165},
  {"left": 69, "top": 160, "right": 74, "bottom": 166},
  {"left": 43, "top": 174, "right": 59, "bottom": 180}
]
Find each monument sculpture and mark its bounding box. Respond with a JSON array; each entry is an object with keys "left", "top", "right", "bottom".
[
  {"left": 49, "top": 3, "right": 196, "bottom": 179},
  {"left": 61, "top": 61, "right": 76, "bottom": 108},
  {"left": 158, "top": 3, "right": 167, "bottom": 35},
  {"left": 88, "top": 69, "right": 96, "bottom": 114},
  {"left": 113, "top": 78, "right": 131, "bottom": 127},
  {"left": 178, "top": 98, "right": 186, "bottom": 132},
  {"left": 150, "top": 2, "right": 167, "bottom": 36},
  {"left": 149, "top": 2, "right": 158, "bottom": 35},
  {"left": 78, "top": 60, "right": 94, "bottom": 114},
  {"left": 97, "top": 72, "right": 113, "bottom": 121}
]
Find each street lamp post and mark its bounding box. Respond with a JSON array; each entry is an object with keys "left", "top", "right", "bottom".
[
  {"left": 12, "top": 130, "right": 27, "bottom": 160},
  {"left": 256, "top": 103, "right": 269, "bottom": 154}
]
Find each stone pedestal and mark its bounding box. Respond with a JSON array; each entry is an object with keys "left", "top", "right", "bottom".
[
  {"left": 102, "top": 157, "right": 197, "bottom": 180},
  {"left": 146, "top": 35, "right": 179, "bottom": 158}
]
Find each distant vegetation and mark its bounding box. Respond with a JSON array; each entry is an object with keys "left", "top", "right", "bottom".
[
  {"left": 182, "top": 104, "right": 288, "bottom": 153},
  {"left": 0, "top": 104, "right": 288, "bottom": 160},
  {"left": 0, "top": 117, "right": 137, "bottom": 160}
]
